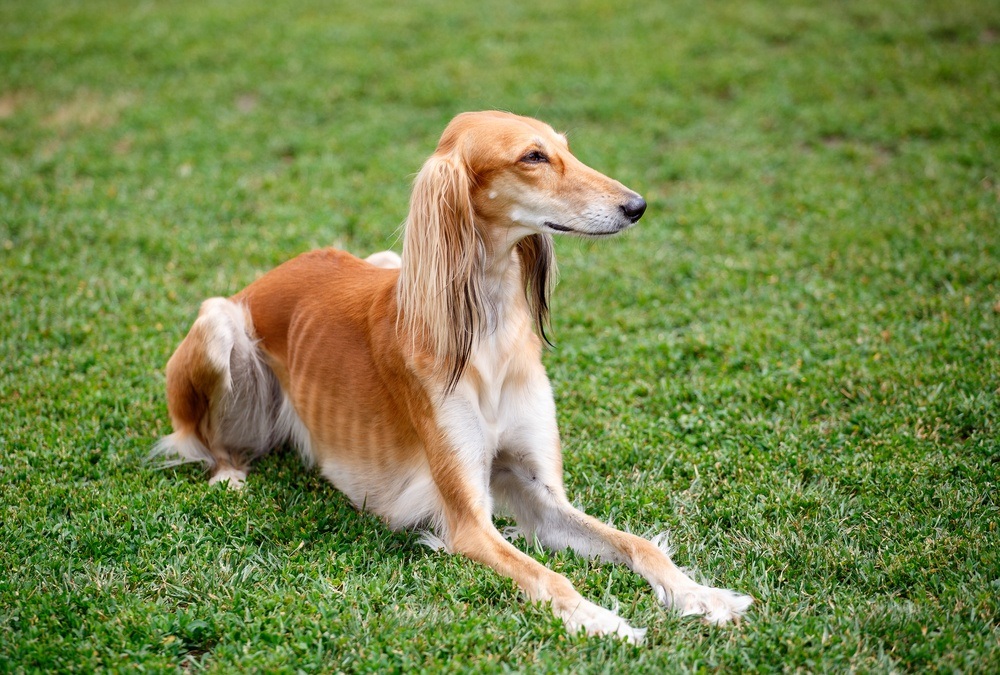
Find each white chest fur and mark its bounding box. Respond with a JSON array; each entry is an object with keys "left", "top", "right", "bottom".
[{"left": 437, "top": 316, "right": 559, "bottom": 497}]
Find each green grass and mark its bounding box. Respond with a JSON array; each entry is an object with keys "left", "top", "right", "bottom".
[{"left": 2, "top": 0, "right": 998, "bottom": 671}]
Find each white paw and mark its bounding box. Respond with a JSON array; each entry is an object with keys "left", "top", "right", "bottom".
[
  {"left": 209, "top": 468, "right": 247, "bottom": 489},
  {"left": 365, "top": 250, "right": 402, "bottom": 269},
  {"left": 657, "top": 583, "right": 753, "bottom": 625},
  {"left": 559, "top": 598, "right": 647, "bottom": 644}
]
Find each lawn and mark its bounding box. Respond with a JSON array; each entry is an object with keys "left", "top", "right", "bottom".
[{"left": 1, "top": 0, "right": 998, "bottom": 671}]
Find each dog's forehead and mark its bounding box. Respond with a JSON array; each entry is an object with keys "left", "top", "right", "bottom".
[
  {"left": 496, "top": 116, "right": 566, "bottom": 147},
  {"left": 442, "top": 111, "right": 566, "bottom": 152}
]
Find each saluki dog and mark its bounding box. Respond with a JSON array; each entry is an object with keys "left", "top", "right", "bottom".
[{"left": 155, "top": 111, "right": 751, "bottom": 641}]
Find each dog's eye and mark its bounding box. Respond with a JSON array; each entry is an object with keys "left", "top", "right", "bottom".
[{"left": 520, "top": 150, "right": 549, "bottom": 164}]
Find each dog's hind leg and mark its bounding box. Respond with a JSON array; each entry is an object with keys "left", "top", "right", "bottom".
[{"left": 153, "top": 297, "right": 287, "bottom": 488}]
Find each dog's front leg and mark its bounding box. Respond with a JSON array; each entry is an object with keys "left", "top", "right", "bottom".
[
  {"left": 424, "top": 398, "right": 645, "bottom": 643},
  {"left": 446, "top": 509, "right": 646, "bottom": 643},
  {"left": 492, "top": 379, "right": 752, "bottom": 625},
  {"left": 493, "top": 464, "right": 752, "bottom": 625}
]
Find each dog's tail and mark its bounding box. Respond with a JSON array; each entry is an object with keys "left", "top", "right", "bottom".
[{"left": 150, "top": 431, "right": 213, "bottom": 468}]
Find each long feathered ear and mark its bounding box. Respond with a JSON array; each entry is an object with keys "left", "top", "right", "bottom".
[
  {"left": 516, "top": 233, "right": 557, "bottom": 346},
  {"left": 397, "top": 151, "right": 486, "bottom": 392}
]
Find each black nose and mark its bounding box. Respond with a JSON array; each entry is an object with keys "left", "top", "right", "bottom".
[{"left": 621, "top": 196, "right": 647, "bottom": 223}]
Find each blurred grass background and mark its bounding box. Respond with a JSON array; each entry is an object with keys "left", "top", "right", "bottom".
[{"left": 1, "top": 0, "right": 998, "bottom": 671}]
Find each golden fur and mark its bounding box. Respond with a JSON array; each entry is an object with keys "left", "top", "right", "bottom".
[{"left": 155, "top": 111, "right": 751, "bottom": 641}]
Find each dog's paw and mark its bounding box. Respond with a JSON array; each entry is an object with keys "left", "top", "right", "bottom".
[
  {"left": 208, "top": 467, "right": 247, "bottom": 490},
  {"left": 559, "top": 598, "right": 646, "bottom": 644},
  {"left": 656, "top": 583, "right": 752, "bottom": 625}
]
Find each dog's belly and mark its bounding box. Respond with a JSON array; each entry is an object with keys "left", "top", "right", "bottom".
[{"left": 317, "top": 447, "right": 442, "bottom": 530}]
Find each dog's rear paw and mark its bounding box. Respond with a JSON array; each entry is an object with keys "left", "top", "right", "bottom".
[
  {"left": 657, "top": 583, "right": 752, "bottom": 625},
  {"left": 209, "top": 467, "right": 248, "bottom": 489}
]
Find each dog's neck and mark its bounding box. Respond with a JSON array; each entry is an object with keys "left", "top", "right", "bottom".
[
  {"left": 395, "top": 215, "right": 551, "bottom": 392},
  {"left": 478, "top": 229, "right": 533, "bottom": 333}
]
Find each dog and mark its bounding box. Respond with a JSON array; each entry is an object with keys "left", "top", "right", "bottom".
[{"left": 154, "top": 111, "right": 751, "bottom": 642}]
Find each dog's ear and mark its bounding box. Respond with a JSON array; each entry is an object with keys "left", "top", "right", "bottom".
[
  {"left": 399, "top": 151, "right": 485, "bottom": 392},
  {"left": 516, "top": 233, "right": 556, "bottom": 346}
]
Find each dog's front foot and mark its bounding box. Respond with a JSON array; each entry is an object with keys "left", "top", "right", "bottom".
[
  {"left": 557, "top": 598, "right": 647, "bottom": 644},
  {"left": 656, "top": 582, "right": 753, "bottom": 625}
]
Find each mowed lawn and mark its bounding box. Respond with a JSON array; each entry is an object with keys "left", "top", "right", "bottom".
[{"left": 1, "top": 0, "right": 998, "bottom": 671}]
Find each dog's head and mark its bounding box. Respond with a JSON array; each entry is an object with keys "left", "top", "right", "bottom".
[
  {"left": 434, "top": 111, "right": 646, "bottom": 242},
  {"left": 399, "top": 111, "right": 645, "bottom": 390}
]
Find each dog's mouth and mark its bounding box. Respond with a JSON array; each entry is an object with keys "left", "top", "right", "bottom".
[
  {"left": 543, "top": 197, "right": 645, "bottom": 237},
  {"left": 544, "top": 221, "right": 575, "bottom": 233},
  {"left": 544, "top": 220, "right": 632, "bottom": 237}
]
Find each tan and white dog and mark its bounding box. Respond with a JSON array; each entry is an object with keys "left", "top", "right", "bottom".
[{"left": 155, "top": 111, "right": 751, "bottom": 642}]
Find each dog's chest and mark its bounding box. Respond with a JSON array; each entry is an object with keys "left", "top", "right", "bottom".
[
  {"left": 439, "top": 330, "right": 536, "bottom": 458},
  {"left": 470, "top": 323, "right": 535, "bottom": 428}
]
